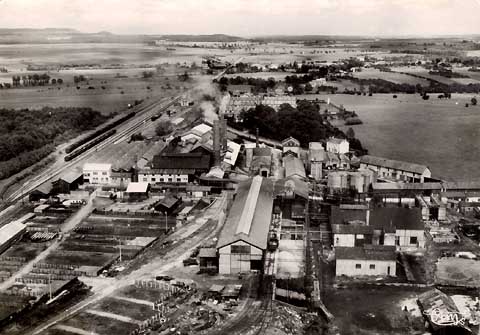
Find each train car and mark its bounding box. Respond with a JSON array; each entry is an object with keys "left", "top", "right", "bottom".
[{"left": 64, "top": 129, "right": 116, "bottom": 161}]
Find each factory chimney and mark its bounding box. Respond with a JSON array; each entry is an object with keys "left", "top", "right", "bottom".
[
  {"left": 255, "top": 127, "right": 259, "bottom": 148},
  {"left": 213, "top": 119, "right": 221, "bottom": 167}
]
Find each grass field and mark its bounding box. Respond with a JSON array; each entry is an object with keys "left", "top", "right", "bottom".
[
  {"left": 93, "top": 297, "right": 156, "bottom": 321},
  {"left": 353, "top": 68, "right": 430, "bottom": 86},
  {"left": 324, "top": 93, "right": 480, "bottom": 181},
  {"left": 62, "top": 311, "right": 137, "bottom": 335}
]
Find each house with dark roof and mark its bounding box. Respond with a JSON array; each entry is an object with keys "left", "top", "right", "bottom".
[
  {"left": 360, "top": 155, "right": 431, "bottom": 183},
  {"left": 217, "top": 176, "right": 274, "bottom": 274},
  {"left": 335, "top": 245, "right": 397, "bottom": 277},
  {"left": 29, "top": 181, "right": 53, "bottom": 202}
]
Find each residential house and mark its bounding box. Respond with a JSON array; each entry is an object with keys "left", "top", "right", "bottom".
[
  {"left": 360, "top": 155, "right": 431, "bottom": 183},
  {"left": 333, "top": 224, "right": 374, "bottom": 247},
  {"left": 335, "top": 245, "right": 397, "bottom": 277},
  {"left": 282, "top": 136, "right": 301, "bottom": 157}
]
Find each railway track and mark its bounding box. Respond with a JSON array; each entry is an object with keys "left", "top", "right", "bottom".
[{"left": 6, "top": 95, "right": 181, "bottom": 203}]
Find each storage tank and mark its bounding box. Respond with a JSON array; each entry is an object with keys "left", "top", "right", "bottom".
[
  {"left": 328, "top": 172, "right": 342, "bottom": 190},
  {"left": 340, "top": 172, "right": 349, "bottom": 189},
  {"left": 352, "top": 172, "right": 365, "bottom": 193}
]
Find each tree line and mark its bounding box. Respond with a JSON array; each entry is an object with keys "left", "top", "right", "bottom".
[
  {"left": 0, "top": 107, "right": 108, "bottom": 180},
  {"left": 234, "top": 100, "right": 367, "bottom": 153}
]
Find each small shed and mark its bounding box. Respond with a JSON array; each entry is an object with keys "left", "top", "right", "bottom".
[
  {"left": 208, "top": 284, "right": 225, "bottom": 299},
  {"left": 34, "top": 204, "right": 50, "bottom": 214},
  {"left": 155, "top": 195, "right": 182, "bottom": 215},
  {"left": 221, "top": 284, "right": 242, "bottom": 300},
  {"left": 125, "top": 182, "right": 150, "bottom": 201},
  {"left": 199, "top": 248, "right": 218, "bottom": 272}
]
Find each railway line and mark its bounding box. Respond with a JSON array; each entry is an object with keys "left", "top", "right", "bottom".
[{"left": 6, "top": 95, "right": 181, "bottom": 203}]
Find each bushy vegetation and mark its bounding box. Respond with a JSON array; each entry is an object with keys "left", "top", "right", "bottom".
[
  {"left": 237, "top": 100, "right": 367, "bottom": 153},
  {"left": 155, "top": 121, "right": 173, "bottom": 137},
  {"left": 0, "top": 107, "right": 108, "bottom": 179}
]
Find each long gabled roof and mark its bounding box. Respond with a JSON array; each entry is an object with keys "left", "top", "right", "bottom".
[
  {"left": 360, "top": 155, "right": 430, "bottom": 175},
  {"left": 217, "top": 176, "right": 273, "bottom": 250},
  {"left": 283, "top": 156, "right": 306, "bottom": 179},
  {"left": 335, "top": 245, "right": 396, "bottom": 261},
  {"left": 152, "top": 153, "right": 210, "bottom": 170}
]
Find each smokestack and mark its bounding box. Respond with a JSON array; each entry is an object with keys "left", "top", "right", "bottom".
[
  {"left": 256, "top": 128, "right": 259, "bottom": 148},
  {"left": 213, "top": 120, "right": 221, "bottom": 167},
  {"left": 221, "top": 118, "right": 227, "bottom": 152}
]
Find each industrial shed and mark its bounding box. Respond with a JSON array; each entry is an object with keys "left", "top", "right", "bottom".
[
  {"left": 217, "top": 176, "right": 274, "bottom": 275},
  {"left": 29, "top": 182, "right": 53, "bottom": 202},
  {"left": 335, "top": 245, "right": 397, "bottom": 277},
  {"left": 52, "top": 170, "right": 83, "bottom": 194},
  {"left": 0, "top": 220, "right": 27, "bottom": 254},
  {"left": 283, "top": 156, "right": 306, "bottom": 179}
]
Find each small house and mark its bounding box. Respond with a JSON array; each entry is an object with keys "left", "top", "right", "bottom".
[
  {"left": 335, "top": 245, "right": 397, "bottom": 277},
  {"left": 155, "top": 195, "right": 182, "bottom": 215},
  {"left": 52, "top": 170, "right": 83, "bottom": 194},
  {"left": 125, "top": 182, "right": 150, "bottom": 201},
  {"left": 199, "top": 248, "right": 218, "bottom": 273},
  {"left": 326, "top": 138, "right": 349, "bottom": 154}
]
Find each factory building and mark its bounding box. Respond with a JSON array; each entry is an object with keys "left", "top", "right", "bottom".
[
  {"left": 326, "top": 138, "right": 349, "bottom": 154},
  {"left": 360, "top": 155, "right": 431, "bottom": 183},
  {"left": 217, "top": 176, "right": 273, "bottom": 275},
  {"left": 335, "top": 245, "right": 397, "bottom": 277},
  {"left": 82, "top": 163, "right": 112, "bottom": 185}
]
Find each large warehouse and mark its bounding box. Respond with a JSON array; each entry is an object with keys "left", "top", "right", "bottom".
[{"left": 217, "top": 176, "right": 274, "bottom": 275}]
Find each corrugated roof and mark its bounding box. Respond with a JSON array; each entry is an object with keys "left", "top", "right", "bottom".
[
  {"left": 284, "top": 156, "right": 306, "bottom": 179},
  {"left": 360, "top": 155, "right": 430, "bottom": 175},
  {"left": 58, "top": 169, "right": 83, "bottom": 184},
  {"left": 370, "top": 207, "right": 423, "bottom": 231},
  {"left": 335, "top": 245, "right": 396, "bottom": 261},
  {"left": 331, "top": 206, "right": 367, "bottom": 226},
  {"left": 152, "top": 153, "right": 210, "bottom": 170},
  {"left": 217, "top": 177, "right": 273, "bottom": 250},
  {"left": 126, "top": 182, "right": 149, "bottom": 193},
  {"left": 0, "top": 220, "right": 26, "bottom": 247},
  {"left": 372, "top": 182, "right": 442, "bottom": 191},
  {"left": 199, "top": 248, "right": 217, "bottom": 258},
  {"left": 332, "top": 224, "right": 374, "bottom": 235},
  {"left": 83, "top": 163, "right": 111, "bottom": 171}
]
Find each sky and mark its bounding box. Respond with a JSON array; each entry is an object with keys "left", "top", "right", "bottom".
[{"left": 0, "top": 0, "right": 479, "bottom": 36}]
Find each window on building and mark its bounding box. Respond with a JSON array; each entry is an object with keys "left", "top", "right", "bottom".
[
  {"left": 395, "top": 236, "right": 400, "bottom": 246},
  {"left": 143, "top": 178, "right": 148, "bottom": 182},
  {"left": 231, "top": 245, "right": 251, "bottom": 254},
  {"left": 93, "top": 172, "right": 98, "bottom": 175},
  {"left": 168, "top": 178, "right": 173, "bottom": 182},
  {"left": 356, "top": 234, "right": 364, "bottom": 239},
  {"left": 151, "top": 178, "right": 156, "bottom": 182},
  {"left": 369, "top": 264, "right": 375, "bottom": 270},
  {"left": 410, "top": 236, "right": 418, "bottom": 245},
  {"left": 102, "top": 172, "right": 107, "bottom": 175},
  {"left": 355, "top": 264, "right": 361, "bottom": 269}
]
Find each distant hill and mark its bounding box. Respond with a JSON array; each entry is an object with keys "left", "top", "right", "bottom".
[{"left": 0, "top": 28, "right": 243, "bottom": 44}]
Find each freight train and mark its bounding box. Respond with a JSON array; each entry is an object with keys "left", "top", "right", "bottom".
[
  {"left": 65, "top": 111, "right": 136, "bottom": 154},
  {"left": 64, "top": 129, "right": 116, "bottom": 161}
]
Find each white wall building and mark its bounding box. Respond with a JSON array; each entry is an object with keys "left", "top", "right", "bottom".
[
  {"left": 326, "top": 138, "right": 349, "bottom": 154},
  {"left": 360, "top": 155, "right": 431, "bottom": 183},
  {"left": 82, "top": 163, "right": 112, "bottom": 184},
  {"left": 335, "top": 245, "right": 397, "bottom": 277}
]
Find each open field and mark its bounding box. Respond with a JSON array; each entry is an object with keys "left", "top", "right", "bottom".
[
  {"left": 325, "top": 93, "right": 480, "bottom": 181},
  {"left": 353, "top": 68, "right": 430, "bottom": 86},
  {"left": 325, "top": 286, "right": 428, "bottom": 335}
]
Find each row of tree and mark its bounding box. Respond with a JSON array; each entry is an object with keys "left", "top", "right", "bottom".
[{"left": 11, "top": 74, "right": 64, "bottom": 87}]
